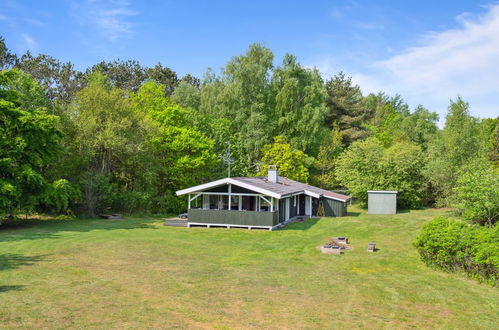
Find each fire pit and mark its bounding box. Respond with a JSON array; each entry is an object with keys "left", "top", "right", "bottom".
[
  {"left": 320, "top": 245, "right": 342, "bottom": 255},
  {"left": 331, "top": 236, "right": 349, "bottom": 245}
]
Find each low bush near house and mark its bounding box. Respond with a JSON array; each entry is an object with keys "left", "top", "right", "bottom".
[{"left": 414, "top": 217, "right": 498, "bottom": 284}]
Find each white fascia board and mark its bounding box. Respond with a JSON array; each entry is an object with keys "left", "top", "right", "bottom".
[
  {"left": 367, "top": 190, "right": 398, "bottom": 194},
  {"left": 176, "top": 178, "right": 282, "bottom": 199},
  {"left": 176, "top": 178, "right": 230, "bottom": 196},
  {"left": 228, "top": 178, "right": 281, "bottom": 199},
  {"left": 303, "top": 190, "right": 321, "bottom": 199},
  {"left": 322, "top": 195, "right": 349, "bottom": 202}
]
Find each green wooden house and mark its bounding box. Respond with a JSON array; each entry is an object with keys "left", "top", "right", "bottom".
[{"left": 176, "top": 167, "right": 350, "bottom": 230}]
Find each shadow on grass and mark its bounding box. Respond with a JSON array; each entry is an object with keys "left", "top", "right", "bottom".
[
  {"left": 0, "top": 217, "right": 158, "bottom": 243},
  {"left": 347, "top": 211, "right": 361, "bottom": 217},
  {"left": 0, "top": 285, "right": 25, "bottom": 293},
  {"left": 282, "top": 218, "right": 320, "bottom": 231},
  {"left": 0, "top": 253, "right": 48, "bottom": 271}
]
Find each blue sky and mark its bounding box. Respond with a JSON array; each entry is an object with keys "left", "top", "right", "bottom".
[{"left": 1, "top": 0, "right": 498, "bottom": 121}]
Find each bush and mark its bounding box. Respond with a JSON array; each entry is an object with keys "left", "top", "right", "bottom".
[
  {"left": 41, "top": 179, "right": 80, "bottom": 214},
  {"left": 414, "top": 217, "right": 498, "bottom": 284},
  {"left": 454, "top": 162, "right": 499, "bottom": 227}
]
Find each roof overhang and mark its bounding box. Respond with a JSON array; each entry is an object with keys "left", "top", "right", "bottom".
[
  {"left": 322, "top": 194, "right": 350, "bottom": 202},
  {"left": 176, "top": 178, "right": 282, "bottom": 199},
  {"left": 303, "top": 190, "right": 321, "bottom": 199}
]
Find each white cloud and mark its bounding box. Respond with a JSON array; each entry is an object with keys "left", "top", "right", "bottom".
[
  {"left": 72, "top": 0, "right": 137, "bottom": 41},
  {"left": 21, "top": 33, "right": 37, "bottom": 52},
  {"left": 350, "top": 4, "right": 499, "bottom": 118}
]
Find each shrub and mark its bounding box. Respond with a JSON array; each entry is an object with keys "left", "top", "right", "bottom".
[
  {"left": 414, "top": 217, "right": 498, "bottom": 284},
  {"left": 41, "top": 179, "right": 80, "bottom": 214},
  {"left": 454, "top": 162, "right": 499, "bottom": 227}
]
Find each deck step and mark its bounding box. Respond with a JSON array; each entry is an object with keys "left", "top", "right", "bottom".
[{"left": 164, "top": 219, "right": 188, "bottom": 227}]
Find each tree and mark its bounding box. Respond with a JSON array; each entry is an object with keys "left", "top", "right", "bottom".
[
  {"left": 314, "top": 124, "right": 343, "bottom": 188},
  {"left": 15, "top": 52, "right": 86, "bottom": 104},
  {"left": 146, "top": 63, "right": 179, "bottom": 96},
  {"left": 0, "top": 69, "right": 62, "bottom": 217},
  {"left": 398, "top": 105, "right": 439, "bottom": 150},
  {"left": 199, "top": 44, "right": 275, "bottom": 175},
  {"left": 481, "top": 117, "right": 499, "bottom": 165},
  {"left": 325, "top": 72, "right": 368, "bottom": 145},
  {"left": 88, "top": 59, "right": 147, "bottom": 92},
  {"left": 0, "top": 36, "right": 17, "bottom": 69},
  {"left": 336, "top": 138, "right": 425, "bottom": 208},
  {"left": 68, "top": 72, "right": 154, "bottom": 215},
  {"left": 172, "top": 80, "right": 201, "bottom": 110},
  {"left": 257, "top": 136, "right": 312, "bottom": 182},
  {"left": 272, "top": 54, "right": 328, "bottom": 154},
  {"left": 454, "top": 162, "right": 499, "bottom": 227},
  {"left": 425, "top": 97, "right": 486, "bottom": 205},
  {"left": 133, "top": 81, "right": 219, "bottom": 200}
]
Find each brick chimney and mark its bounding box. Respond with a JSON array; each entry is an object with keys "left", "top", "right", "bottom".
[{"left": 268, "top": 165, "right": 279, "bottom": 183}]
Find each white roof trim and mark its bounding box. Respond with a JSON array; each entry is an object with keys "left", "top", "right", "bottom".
[
  {"left": 304, "top": 190, "right": 321, "bottom": 199},
  {"left": 176, "top": 178, "right": 282, "bottom": 199},
  {"left": 367, "top": 190, "right": 398, "bottom": 194},
  {"left": 176, "top": 178, "right": 230, "bottom": 196}
]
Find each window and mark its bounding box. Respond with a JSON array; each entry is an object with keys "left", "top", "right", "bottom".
[
  {"left": 259, "top": 197, "right": 271, "bottom": 212},
  {"left": 230, "top": 195, "right": 239, "bottom": 210},
  {"left": 209, "top": 195, "right": 219, "bottom": 209},
  {"left": 191, "top": 195, "right": 202, "bottom": 209},
  {"left": 242, "top": 196, "right": 256, "bottom": 211},
  {"left": 221, "top": 195, "right": 229, "bottom": 210}
]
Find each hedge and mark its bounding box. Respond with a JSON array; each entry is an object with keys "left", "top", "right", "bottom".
[{"left": 414, "top": 217, "right": 498, "bottom": 284}]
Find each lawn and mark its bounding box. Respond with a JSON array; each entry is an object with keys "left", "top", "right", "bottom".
[{"left": 1, "top": 207, "right": 498, "bottom": 329}]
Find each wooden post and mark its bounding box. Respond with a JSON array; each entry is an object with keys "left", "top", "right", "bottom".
[
  {"left": 188, "top": 194, "right": 191, "bottom": 209},
  {"left": 228, "top": 183, "right": 231, "bottom": 210},
  {"left": 238, "top": 195, "right": 242, "bottom": 211},
  {"left": 270, "top": 197, "right": 274, "bottom": 212},
  {"left": 309, "top": 196, "right": 312, "bottom": 216}
]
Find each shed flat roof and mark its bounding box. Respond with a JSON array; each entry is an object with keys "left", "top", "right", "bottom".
[{"left": 367, "top": 190, "right": 398, "bottom": 194}]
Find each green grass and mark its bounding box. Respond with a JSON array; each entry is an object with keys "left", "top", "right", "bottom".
[{"left": 1, "top": 207, "right": 498, "bottom": 329}]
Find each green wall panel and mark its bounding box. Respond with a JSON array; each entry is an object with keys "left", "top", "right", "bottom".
[{"left": 188, "top": 209, "right": 279, "bottom": 226}]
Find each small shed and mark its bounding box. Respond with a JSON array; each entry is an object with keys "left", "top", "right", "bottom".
[{"left": 367, "top": 190, "right": 397, "bottom": 214}]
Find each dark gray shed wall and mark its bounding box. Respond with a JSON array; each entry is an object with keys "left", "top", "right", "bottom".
[{"left": 321, "top": 198, "right": 347, "bottom": 217}]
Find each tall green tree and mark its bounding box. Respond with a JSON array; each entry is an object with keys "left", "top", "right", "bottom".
[
  {"left": 0, "top": 69, "right": 62, "bottom": 217},
  {"left": 325, "top": 72, "right": 368, "bottom": 145},
  {"left": 0, "top": 36, "right": 17, "bottom": 69},
  {"left": 145, "top": 63, "right": 179, "bottom": 96},
  {"left": 172, "top": 80, "right": 201, "bottom": 110},
  {"left": 314, "top": 124, "right": 343, "bottom": 188},
  {"left": 199, "top": 44, "right": 275, "bottom": 174},
  {"left": 68, "top": 72, "right": 154, "bottom": 215},
  {"left": 272, "top": 54, "right": 328, "bottom": 154},
  {"left": 426, "top": 97, "right": 486, "bottom": 205},
  {"left": 133, "top": 81, "right": 219, "bottom": 198},
  {"left": 88, "top": 59, "right": 147, "bottom": 92},
  {"left": 15, "top": 52, "right": 86, "bottom": 104},
  {"left": 257, "top": 136, "right": 312, "bottom": 182}
]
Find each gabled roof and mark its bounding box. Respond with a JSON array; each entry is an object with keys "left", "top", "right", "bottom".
[{"left": 176, "top": 176, "right": 350, "bottom": 202}]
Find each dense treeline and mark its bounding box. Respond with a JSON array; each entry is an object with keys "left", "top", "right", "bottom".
[{"left": 1, "top": 37, "right": 498, "bottom": 222}]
